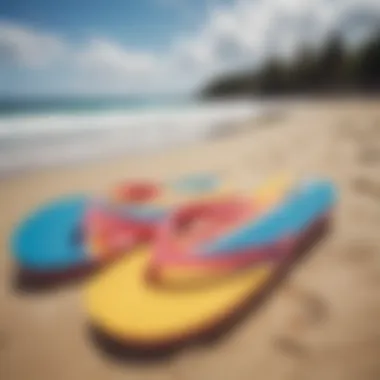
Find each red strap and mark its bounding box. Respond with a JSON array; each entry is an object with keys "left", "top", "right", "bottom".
[{"left": 115, "top": 181, "right": 160, "bottom": 202}]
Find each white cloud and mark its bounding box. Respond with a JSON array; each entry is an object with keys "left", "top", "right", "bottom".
[
  {"left": 0, "top": 0, "right": 379, "bottom": 94},
  {"left": 0, "top": 21, "right": 67, "bottom": 68},
  {"left": 173, "top": 0, "right": 380, "bottom": 75},
  {"left": 76, "top": 38, "right": 158, "bottom": 77}
]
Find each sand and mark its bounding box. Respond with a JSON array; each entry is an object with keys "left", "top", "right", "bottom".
[{"left": 1, "top": 99, "right": 380, "bottom": 380}]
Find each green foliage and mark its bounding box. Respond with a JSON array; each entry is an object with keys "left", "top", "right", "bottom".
[{"left": 202, "top": 30, "right": 380, "bottom": 98}]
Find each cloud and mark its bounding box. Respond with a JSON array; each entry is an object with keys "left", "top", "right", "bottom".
[
  {"left": 0, "top": 0, "right": 380, "bottom": 94},
  {"left": 0, "top": 20, "right": 168, "bottom": 94},
  {"left": 76, "top": 38, "right": 158, "bottom": 77},
  {"left": 173, "top": 0, "right": 380, "bottom": 75},
  {"left": 0, "top": 20, "right": 67, "bottom": 68}
]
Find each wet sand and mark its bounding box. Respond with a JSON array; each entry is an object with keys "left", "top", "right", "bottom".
[{"left": 1, "top": 99, "right": 380, "bottom": 380}]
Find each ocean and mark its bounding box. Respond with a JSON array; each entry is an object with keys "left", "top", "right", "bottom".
[{"left": 0, "top": 96, "right": 265, "bottom": 176}]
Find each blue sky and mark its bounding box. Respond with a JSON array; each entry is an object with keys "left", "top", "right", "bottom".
[
  {"left": 0, "top": 0, "right": 379, "bottom": 96},
  {"left": 2, "top": 0, "right": 214, "bottom": 50}
]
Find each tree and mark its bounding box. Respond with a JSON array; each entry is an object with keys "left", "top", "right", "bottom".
[
  {"left": 355, "top": 31, "right": 380, "bottom": 90},
  {"left": 290, "top": 44, "right": 318, "bottom": 93},
  {"left": 256, "top": 58, "right": 288, "bottom": 95},
  {"left": 201, "top": 29, "right": 380, "bottom": 98},
  {"left": 316, "top": 33, "right": 346, "bottom": 90}
]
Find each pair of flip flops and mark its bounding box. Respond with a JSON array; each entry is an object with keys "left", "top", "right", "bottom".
[
  {"left": 11, "top": 174, "right": 224, "bottom": 282},
  {"left": 11, "top": 174, "right": 335, "bottom": 351},
  {"left": 85, "top": 177, "right": 336, "bottom": 350}
]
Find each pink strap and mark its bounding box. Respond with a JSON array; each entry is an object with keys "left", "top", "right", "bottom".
[{"left": 151, "top": 197, "right": 257, "bottom": 263}]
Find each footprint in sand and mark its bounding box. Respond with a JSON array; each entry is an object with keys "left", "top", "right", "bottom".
[
  {"left": 352, "top": 177, "right": 380, "bottom": 200},
  {"left": 343, "top": 243, "right": 376, "bottom": 265},
  {"left": 273, "top": 288, "right": 329, "bottom": 357},
  {"left": 290, "top": 289, "right": 329, "bottom": 328},
  {"left": 357, "top": 145, "right": 380, "bottom": 165},
  {"left": 273, "top": 335, "right": 309, "bottom": 358},
  {"left": 340, "top": 243, "right": 380, "bottom": 293}
]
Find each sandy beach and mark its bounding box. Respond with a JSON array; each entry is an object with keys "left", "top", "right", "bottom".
[{"left": 1, "top": 99, "right": 380, "bottom": 380}]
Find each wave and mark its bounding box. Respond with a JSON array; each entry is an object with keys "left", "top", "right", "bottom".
[{"left": 0, "top": 100, "right": 267, "bottom": 176}]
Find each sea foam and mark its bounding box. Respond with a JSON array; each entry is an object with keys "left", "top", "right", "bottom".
[{"left": 0, "top": 100, "right": 266, "bottom": 176}]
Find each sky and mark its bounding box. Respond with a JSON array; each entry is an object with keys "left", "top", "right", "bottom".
[{"left": 0, "top": 0, "right": 379, "bottom": 97}]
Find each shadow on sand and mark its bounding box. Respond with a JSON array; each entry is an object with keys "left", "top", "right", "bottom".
[{"left": 12, "top": 264, "right": 95, "bottom": 294}]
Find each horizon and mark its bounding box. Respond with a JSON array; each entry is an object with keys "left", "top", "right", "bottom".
[{"left": 1, "top": 0, "right": 379, "bottom": 97}]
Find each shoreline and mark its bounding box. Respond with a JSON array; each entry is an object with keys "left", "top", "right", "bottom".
[
  {"left": 1, "top": 97, "right": 378, "bottom": 179},
  {"left": 0, "top": 99, "right": 264, "bottom": 178}
]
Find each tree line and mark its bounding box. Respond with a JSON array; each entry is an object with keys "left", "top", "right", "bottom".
[{"left": 202, "top": 30, "right": 380, "bottom": 98}]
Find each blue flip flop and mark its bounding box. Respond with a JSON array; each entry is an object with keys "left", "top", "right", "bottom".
[
  {"left": 201, "top": 179, "right": 337, "bottom": 256},
  {"left": 11, "top": 195, "right": 89, "bottom": 274}
]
